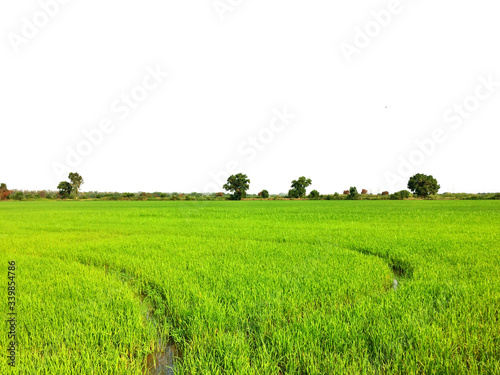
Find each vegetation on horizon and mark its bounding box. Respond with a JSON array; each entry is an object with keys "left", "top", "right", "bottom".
[{"left": 2, "top": 172, "right": 499, "bottom": 202}]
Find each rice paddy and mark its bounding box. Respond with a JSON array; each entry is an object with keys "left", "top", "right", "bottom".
[{"left": 1, "top": 200, "right": 499, "bottom": 374}]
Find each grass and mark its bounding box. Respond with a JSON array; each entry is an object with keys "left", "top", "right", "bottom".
[{"left": 1, "top": 200, "right": 499, "bottom": 374}]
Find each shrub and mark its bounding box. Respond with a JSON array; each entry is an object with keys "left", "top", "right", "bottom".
[
  {"left": 309, "top": 190, "right": 320, "bottom": 199},
  {"left": 391, "top": 190, "right": 411, "bottom": 200},
  {"left": 261, "top": 190, "right": 269, "bottom": 199},
  {"left": 12, "top": 191, "right": 24, "bottom": 201},
  {"left": 398, "top": 190, "right": 411, "bottom": 199},
  {"left": 467, "top": 195, "right": 481, "bottom": 200},
  {"left": 137, "top": 193, "right": 147, "bottom": 201},
  {"left": 325, "top": 192, "right": 343, "bottom": 200}
]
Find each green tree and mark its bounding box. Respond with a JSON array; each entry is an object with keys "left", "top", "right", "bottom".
[
  {"left": 407, "top": 174, "right": 440, "bottom": 198},
  {"left": 223, "top": 173, "right": 250, "bottom": 200},
  {"left": 348, "top": 186, "right": 359, "bottom": 200},
  {"left": 289, "top": 176, "right": 312, "bottom": 198},
  {"left": 68, "top": 172, "right": 84, "bottom": 198},
  {"left": 309, "top": 190, "right": 320, "bottom": 199},
  {"left": 260, "top": 190, "right": 269, "bottom": 199},
  {"left": 57, "top": 181, "right": 73, "bottom": 200}
]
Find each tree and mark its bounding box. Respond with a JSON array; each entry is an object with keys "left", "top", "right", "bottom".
[
  {"left": 260, "top": 190, "right": 269, "bottom": 199},
  {"left": 223, "top": 173, "right": 250, "bottom": 200},
  {"left": 309, "top": 190, "right": 320, "bottom": 199},
  {"left": 68, "top": 172, "right": 84, "bottom": 198},
  {"left": 289, "top": 176, "right": 312, "bottom": 198},
  {"left": 348, "top": 186, "right": 359, "bottom": 200},
  {"left": 57, "top": 181, "right": 73, "bottom": 200},
  {"left": 407, "top": 173, "right": 440, "bottom": 198},
  {"left": 0, "top": 183, "right": 12, "bottom": 201}
]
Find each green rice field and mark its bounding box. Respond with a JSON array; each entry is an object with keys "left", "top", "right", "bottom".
[{"left": 1, "top": 200, "right": 499, "bottom": 374}]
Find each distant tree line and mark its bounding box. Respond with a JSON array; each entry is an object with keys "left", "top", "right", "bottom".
[
  {"left": 221, "top": 173, "right": 443, "bottom": 201},
  {"left": 2, "top": 172, "right": 499, "bottom": 202}
]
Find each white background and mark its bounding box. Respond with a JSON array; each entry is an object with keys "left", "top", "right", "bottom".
[{"left": 1, "top": 0, "right": 499, "bottom": 194}]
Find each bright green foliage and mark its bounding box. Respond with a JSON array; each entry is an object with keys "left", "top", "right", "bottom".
[
  {"left": 68, "top": 172, "right": 84, "bottom": 198},
  {"left": 408, "top": 173, "right": 440, "bottom": 198},
  {"left": 309, "top": 189, "right": 320, "bottom": 199},
  {"left": 57, "top": 181, "right": 73, "bottom": 200},
  {"left": 348, "top": 186, "right": 359, "bottom": 200},
  {"left": 1, "top": 201, "right": 499, "bottom": 374},
  {"left": 223, "top": 173, "right": 250, "bottom": 200},
  {"left": 290, "top": 176, "right": 312, "bottom": 198}
]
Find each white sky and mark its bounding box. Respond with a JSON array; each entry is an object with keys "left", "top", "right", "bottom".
[{"left": 1, "top": 0, "right": 499, "bottom": 194}]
